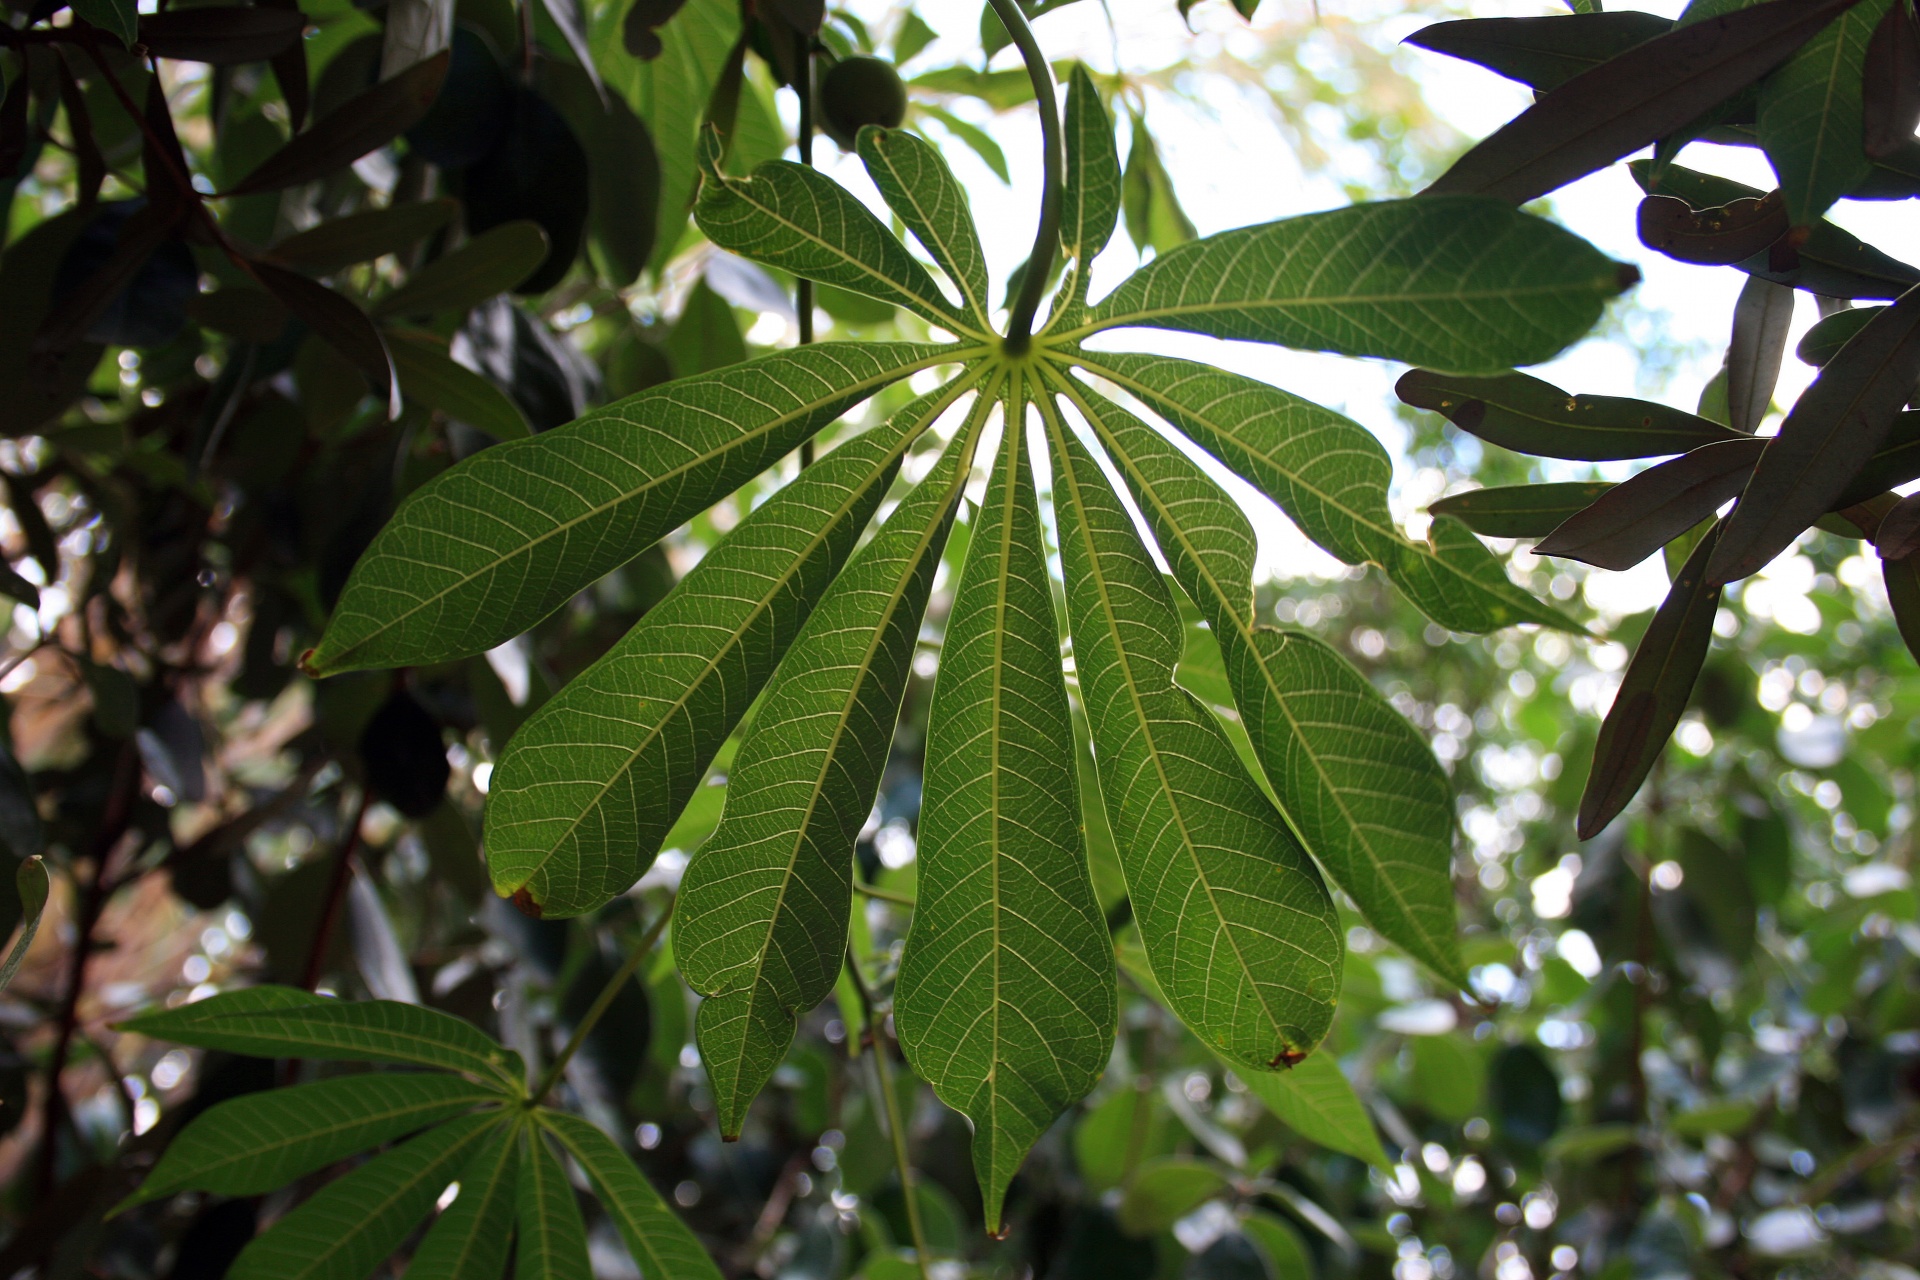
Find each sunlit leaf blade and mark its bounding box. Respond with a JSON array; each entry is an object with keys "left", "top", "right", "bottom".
[
  {"left": 307, "top": 341, "right": 959, "bottom": 675},
  {"left": 1396, "top": 368, "right": 1744, "bottom": 460},
  {"left": 1429, "top": 483, "right": 1615, "bottom": 538},
  {"left": 0, "top": 856, "right": 47, "bottom": 994},
  {"left": 486, "top": 376, "right": 977, "bottom": 917},
  {"left": 1536, "top": 438, "right": 1764, "bottom": 570},
  {"left": 404, "top": 1119, "right": 520, "bottom": 1280},
  {"left": 1756, "top": 0, "right": 1896, "bottom": 225},
  {"left": 121, "top": 1074, "right": 500, "bottom": 1210},
  {"left": 1727, "top": 275, "right": 1795, "bottom": 433},
  {"left": 1405, "top": 13, "right": 1674, "bottom": 92},
  {"left": 1424, "top": 0, "right": 1862, "bottom": 205},
  {"left": 228, "top": 1111, "right": 503, "bottom": 1280},
  {"left": 1037, "top": 393, "right": 1340, "bottom": 1071},
  {"left": 1058, "top": 63, "right": 1121, "bottom": 289},
  {"left": 1074, "top": 353, "right": 1574, "bottom": 633},
  {"left": 895, "top": 388, "right": 1116, "bottom": 1235},
  {"left": 695, "top": 133, "right": 977, "bottom": 334},
  {"left": 856, "top": 127, "right": 992, "bottom": 329},
  {"left": 1081, "top": 198, "right": 1628, "bottom": 373},
  {"left": 1579, "top": 523, "right": 1724, "bottom": 838},
  {"left": 119, "top": 986, "right": 525, "bottom": 1088},
  {"left": 678, "top": 398, "right": 990, "bottom": 1134},
  {"left": 1708, "top": 283, "right": 1920, "bottom": 584},
  {"left": 540, "top": 1110, "right": 723, "bottom": 1280},
  {"left": 517, "top": 1125, "right": 593, "bottom": 1280}
]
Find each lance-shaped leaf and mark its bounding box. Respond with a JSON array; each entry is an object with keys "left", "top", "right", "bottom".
[
  {"left": 1728, "top": 275, "right": 1796, "bottom": 432},
  {"left": 1397, "top": 368, "right": 1744, "bottom": 460},
  {"left": 119, "top": 986, "right": 525, "bottom": 1088},
  {"left": 1884, "top": 551, "right": 1920, "bottom": 660},
  {"left": 1038, "top": 393, "right": 1341, "bottom": 1071},
  {"left": 387, "top": 328, "right": 533, "bottom": 441},
  {"left": 1061, "top": 64, "right": 1122, "bottom": 267},
  {"left": 1637, "top": 190, "right": 1788, "bottom": 265},
  {"left": 0, "top": 857, "right": 46, "bottom": 994},
  {"left": 1537, "top": 438, "right": 1764, "bottom": 570},
  {"left": 1050, "top": 369, "right": 1463, "bottom": 985},
  {"left": 1429, "top": 483, "right": 1615, "bottom": 538},
  {"left": 895, "top": 390, "right": 1115, "bottom": 1235},
  {"left": 228, "top": 1111, "right": 502, "bottom": 1280},
  {"left": 1709, "top": 284, "right": 1920, "bottom": 583},
  {"left": 225, "top": 52, "right": 449, "bottom": 196},
  {"left": 677, "top": 404, "right": 988, "bottom": 1134},
  {"left": 1579, "top": 523, "right": 1724, "bottom": 838},
  {"left": 695, "top": 134, "right": 978, "bottom": 335},
  {"left": 1075, "top": 352, "right": 1573, "bottom": 633},
  {"left": 266, "top": 199, "right": 459, "bottom": 274},
  {"left": 1875, "top": 490, "right": 1920, "bottom": 558},
  {"left": 139, "top": 7, "right": 307, "bottom": 64},
  {"left": 517, "top": 1124, "right": 593, "bottom": 1280},
  {"left": 253, "top": 263, "right": 399, "bottom": 418},
  {"left": 857, "top": 127, "right": 992, "bottom": 330},
  {"left": 486, "top": 376, "right": 976, "bottom": 918},
  {"left": 1078, "top": 198, "right": 1628, "bottom": 374},
  {"left": 1756, "top": 0, "right": 1896, "bottom": 226},
  {"left": 372, "top": 221, "right": 550, "bottom": 318},
  {"left": 1864, "top": 0, "right": 1920, "bottom": 156},
  {"left": 1405, "top": 13, "right": 1675, "bottom": 92},
  {"left": 1837, "top": 410, "right": 1920, "bottom": 503},
  {"left": 308, "top": 340, "right": 957, "bottom": 674},
  {"left": 122, "top": 1074, "right": 501, "bottom": 1209},
  {"left": 404, "top": 1119, "right": 520, "bottom": 1280},
  {"left": 1800, "top": 306, "right": 1880, "bottom": 365},
  {"left": 540, "top": 1112, "right": 723, "bottom": 1280},
  {"left": 1424, "top": 0, "right": 1863, "bottom": 205}
]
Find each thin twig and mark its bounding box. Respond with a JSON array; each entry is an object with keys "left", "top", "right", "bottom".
[
  {"left": 844, "top": 946, "right": 931, "bottom": 1280},
  {"left": 296, "top": 787, "right": 370, "bottom": 993},
  {"left": 854, "top": 878, "right": 916, "bottom": 907},
  {"left": 533, "top": 904, "right": 673, "bottom": 1103}
]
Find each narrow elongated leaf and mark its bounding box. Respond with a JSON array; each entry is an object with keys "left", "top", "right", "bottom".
[
  {"left": 71, "top": 0, "right": 138, "bottom": 48},
  {"left": 1080, "top": 198, "right": 1628, "bottom": 373},
  {"left": 266, "top": 200, "right": 459, "bottom": 274},
  {"left": 123, "top": 1074, "right": 499, "bottom": 1209},
  {"left": 138, "top": 8, "right": 307, "bottom": 64},
  {"left": 1537, "top": 438, "right": 1763, "bottom": 569},
  {"left": 1060, "top": 64, "right": 1122, "bottom": 267},
  {"left": 1075, "top": 352, "right": 1573, "bottom": 633},
  {"left": 895, "top": 389, "right": 1116, "bottom": 1234},
  {"left": 1051, "top": 370, "right": 1462, "bottom": 985},
  {"left": 695, "top": 135, "right": 977, "bottom": 335},
  {"left": 517, "top": 1125, "right": 593, "bottom": 1280},
  {"left": 1800, "top": 306, "right": 1880, "bottom": 365},
  {"left": 1884, "top": 551, "right": 1920, "bottom": 660},
  {"left": 1397, "top": 368, "right": 1744, "bottom": 460},
  {"left": 1579, "top": 523, "right": 1724, "bottom": 837},
  {"left": 678, "top": 399, "right": 990, "bottom": 1134},
  {"left": 0, "top": 857, "right": 46, "bottom": 994},
  {"left": 1429, "top": 483, "right": 1615, "bottom": 537},
  {"left": 1237, "top": 1052, "right": 1391, "bottom": 1169},
  {"left": 857, "top": 127, "right": 991, "bottom": 329},
  {"left": 1405, "top": 13, "right": 1674, "bottom": 92},
  {"left": 486, "top": 376, "right": 976, "bottom": 917},
  {"left": 1756, "top": 0, "right": 1895, "bottom": 225},
  {"left": 1708, "top": 284, "right": 1920, "bottom": 583},
  {"left": 1837, "top": 410, "right": 1920, "bottom": 503},
  {"left": 1424, "top": 0, "right": 1862, "bottom": 205},
  {"left": 1636, "top": 189, "right": 1788, "bottom": 265},
  {"left": 1037, "top": 393, "right": 1341, "bottom": 1071},
  {"left": 1728, "top": 275, "right": 1796, "bottom": 432},
  {"left": 226, "top": 52, "right": 449, "bottom": 196},
  {"left": 372, "top": 221, "right": 550, "bottom": 318},
  {"left": 119, "top": 986, "right": 525, "bottom": 1088},
  {"left": 540, "top": 1111, "right": 722, "bottom": 1280},
  {"left": 228, "top": 1111, "right": 502, "bottom": 1280},
  {"left": 308, "top": 341, "right": 957, "bottom": 675},
  {"left": 404, "top": 1119, "right": 519, "bottom": 1280},
  {"left": 1864, "top": 0, "right": 1920, "bottom": 156},
  {"left": 1875, "top": 490, "right": 1920, "bottom": 557},
  {"left": 387, "top": 328, "right": 532, "bottom": 441},
  {"left": 252, "top": 264, "right": 398, "bottom": 418}
]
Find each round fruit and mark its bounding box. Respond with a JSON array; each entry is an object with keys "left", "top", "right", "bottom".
[
  {"left": 358, "top": 690, "right": 451, "bottom": 818},
  {"left": 819, "top": 55, "right": 907, "bottom": 147}
]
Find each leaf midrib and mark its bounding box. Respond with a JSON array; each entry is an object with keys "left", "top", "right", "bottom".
[{"left": 866, "top": 136, "right": 992, "bottom": 329}]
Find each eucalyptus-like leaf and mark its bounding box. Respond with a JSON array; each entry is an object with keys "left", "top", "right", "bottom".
[
  {"left": 1756, "top": 0, "right": 1896, "bottom": 225},
  {"left": 857, "top": 126, "right": 992, "bottom": 330},
  {"left": 516, "top": 1124, "right": 594, "bottom": 1280},
  {"left": 1078, "top": 198, "right": 1629, "bottom": 373},
  {"left": 1799, "top": 305, "right": 1881, "bottom": 365},
  {"left": 1875, "top": 490, "right": 1920, "bottom": 558},
  {"left": 895, "top": 389, "right": 1116, "bottom": 1235},
  {"left": 486, "top": 377, "right": 977, "bottom": 918},
  {"left": 387, "top": 328, "right": 532, "bottom": 441},
  {"left": 307, "top": 341, "right": 961, "bottom": 674},
  {"left": 404, "top": 1119, "right": 519, "bottom": 1280},
  {"left": 1405, "top": 12, "right": 1675, "bottom": 92},
  {"left": 1636, "top": 189, "right": 1789, "bottom": 265},
  {"left": 1727, "top": 275, "right": 1795, "bottom": 433},
  {"left": 225, "top": 53, "right": 450, "bottom": 196},
  {"left": 678, "top": 397, "right": 990, "bottom": 1134},
  {"left": 1428, "top": 483, "right": 1616, "bottom": 538},
  {"left": 1038, "top": 393, "right": 1341, "bottom": 1071},
  {"left": 266, "top": 199, "right": 460, "bottom": 275},
  {"left": 1837, "top": 410, "right": 1920, "bottom": 504},
  {"left": 540, "top": 1111, "right": 724, "bottom": 1280},
  {"left": 1884, "top": 548, "right": 1920, "bottom": 661},
  {"left": 1396, "top": 368, "right": 1744, "bottom": 460},
  {"left": 371, "top": 221, "right": 551, "bottom": 319},
  {"left": 1536, "top": 438, "right": 1764, "bottom": 570}
]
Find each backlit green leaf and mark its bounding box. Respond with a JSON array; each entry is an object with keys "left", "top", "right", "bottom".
[
  {"left": 540, "top": 1110, "right": 723, "bottom": 1280},
  {"left": 1429, "top": 482, "right": 1616, "bottom": 538},
  {"left": 857, "top": 126, "right": 992, "bottom": 329},
  {"left": 1060, "top": 64, "right": 1122, "bottom": 270},
  {"left": 0, "top": 856, "right": 46, "bottom": 994},
  {"left": 386, "top": 328, "right": 533, "bottom": 441},
  {"left": 517, "top": 1124, "right": 593, "bottom": 1280},
  {"left": 1757, "top": 0, "right": 1897, "bottom": 225},
  {"left": 404, "top": 1118, "right": 519, "bottom": 1280},
  {"left": 1234, "top": 1052, "right": 1390, "bottom": 1170}
]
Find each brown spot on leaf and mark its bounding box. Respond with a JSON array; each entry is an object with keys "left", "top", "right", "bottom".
[{"left": 509, "top": 886, "right": 544, "bottom": 918}]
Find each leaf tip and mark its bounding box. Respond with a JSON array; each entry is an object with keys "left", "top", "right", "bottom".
[
  {"left": 508, "top": 885, "right": 545, "bottom": 919},
  {"left": 1613, "top": 262, "right": 1642, "bottom": 293}
]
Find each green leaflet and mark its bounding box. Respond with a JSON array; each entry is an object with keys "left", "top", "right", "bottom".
[
  {"left": 1048, "top": 63, "right": 1122, "bottom": 329},
  {"left": 895, "top": 376, "right": 1116, "bottom": 1235},
  {"left": 120, "top": 1073, "right": 501, "bottom": 1209},
  {"left": 696, "top": 136, "right": 980, "bottom": 336},
  {"left": 1758, "top": 0, "right": 1898, "bottom": 226},
  {"left": 678, "top": 388, "right": 993, "bottom": 1134},
  {"left": 1037, "top": 392, "right": 1341, "bottom": 1071},
  {"left": 1074, "top": 197, "right": 1629, "bottom": 373},
  {"left": 307, "top": 341, "right": 965, "bottom": 675},
  {"left": 119, "top": 987, "right": 525, "bottom": 1088},
  {"left": 517, "top": 1124, "right": 594, "bottom": 1280},
  {"left": 229, "top": 1110, "right": 503, "bottom": 1280},
  {"left": 1069, "top": 351, "right": 1575, "bottom": 634},
  {"left": 1051, "top": 372, "right": 1463, "bottom": 986},
  {"left": 541, "top": 1111, "right": 724, "bottom": 1280},
  {"left": 857, "top": 127, "right": 993, "bottom": 330},
  {"left": 485, "top": 376, "right": 979, "bottom": 918},
  {"left": 405, "top": 1118, "right": 520, "bottom": 1280}
]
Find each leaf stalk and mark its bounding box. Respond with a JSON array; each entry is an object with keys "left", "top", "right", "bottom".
[
  {"left": 844, "top": 946, "right": 933, "bottom": 1280},
  {"left": 533, "top": 902, "right": 673, "bottom": 1103},
  {"left": 987, "top": 0, "right": 1063, "bottom": 354}
]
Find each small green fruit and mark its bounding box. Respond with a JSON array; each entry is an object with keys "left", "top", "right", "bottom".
[{"left": 819, "top": 55, "right": 907, "bottom": 147}]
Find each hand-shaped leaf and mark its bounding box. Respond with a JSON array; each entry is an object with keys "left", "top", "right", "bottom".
[
  {"left": 1727, "top": 275, "right": 1795, "bottom": 432},
  {"left": 1397, "top": 369, "right": 1744, "bottom": 460},
  {"left": 1406, "top": 12, "right": 1674, "bottom": 92},
  {"left": 896, "top": 388, "right": 1115, "bottom": 1235},
  {"left": 540, "top": 1111, "right": 724, "bottom": 1280},
  {"left": 516, "top": 1124, "right": 594, "bottom": 1280},
  {"left": 857, "top": 127, "right": 993, "bottom": 330},
  {"left": 1429, "top": 482, "right": 1615, "bottom": 538},
  {"left": 1536, "top": 438, "right": 1764, "bottom": 570},
  {"left": 1386, "top": 516, "right": 1585, "bottom": 635},
  {"left": 1756, "top": 0, "right": 1896, "bottom": 225},
  {"left": 403, "top": 1119, "right": 519, "bottom": 1280}
]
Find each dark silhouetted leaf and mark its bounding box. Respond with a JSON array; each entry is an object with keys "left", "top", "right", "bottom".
[
  {"left": 39, "top": 198, "right": 189, "bottom": 354},
  {"left": 1864, "top": 0, "right": 1920, "bottom": 155},
  {"left": 373, "top": 221, "right": 549, "bottom": 319},
  {"left": 1397, "top": 368, "right": 1744, "bottom": 460},
  {"left": 266, "top": 199, "right": 458, "bottom": 274},
  {"left": 1430, "top": 482, "right": 1616, "bottom": 538},
  {"left": 253, "top": 262, "right": 397, "bottom": 416},
  {"left": 186, "top": 288, "right": 289, "bottom": 342},
  {"left": 138, "top": 8, "right": 307, "bottom": 64},
  {"left": 625, "top": 0, "right": 691, "bottom": 59},
  {"left": 536, "top": 57, "right": 659, "bottom": 288},
  {"left": 1491, "top": 1043, "right": 1564, "bottom": 1146},
  {"left": 359, "top": 690, "right": 450, "bottom": 818},
  {"left": 461, "top": 87, "right": 590, "bottom": 294},
  {"left": 70, "top": 0, "right": 138, "bottom": 48},
  {"left": 1637, "top": 189, "right": 1787, "bottom": 264},
  {"left": 226, "top": 51, "right": 449, "bottom": 196},
  {"left": 1874, "top": 489, "right": 1920, "bottom": 557},
  {"left": 1727, "top": 274, "right": 1795, "bottom": 431},
  {"left": 1406, "top": 12, "right": 1674, "bottom": 91},
  {"left": 1884, "top": 549, "right": 1920, "bottom": 659},
  {"left": 1799, "top": 305, "right": 1880, "bottom": 364},
  {"left": 405, "top": 28, "right": 513, "bottom": 169},
  {"left": 387, "top": 328, "right": 532, "bottom": 440},
  {"left": 0, "top": 857, "right": 47, "bottom": 993},
  {"left": 1537, "top": 438, "right": 1762, "bottom": 569}
]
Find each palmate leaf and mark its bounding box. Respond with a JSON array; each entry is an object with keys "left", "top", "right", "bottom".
[
  {"left": 1757, "top": 0, "right": 1898, "bottom": 226},
  {"left": 895, "top": 374, "right": 1116, "bottom": 1235},
  {"left": 857, "top": 126, "right": 994, "bottom": 331},
  {"left": 541, "top": 1111, "right": 723, "bottom": 1280},
  {"left": 1036, "top": 390, "right": 1342, "bottom": 1071},
  {"left": 677, "top": 385, "right": 995, "bottom": 1134},
  {"left": 306, "top": 340, "right": 965, "bottom": 675},
  {"left": 485, "top": 375, "right": 982, "bottom": 918},
  {"left": 518, "top": 1124, "right": 595, "bottom": 1280},
  {"left": 404, "top": 1117, "right": 520, "bottom": 1280},
  {"left": 1050, "top": 369, "right": 1463, "bottom": 986}
]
